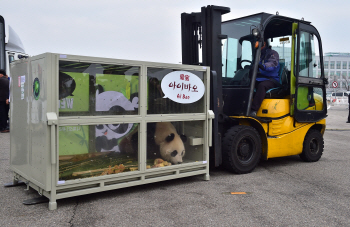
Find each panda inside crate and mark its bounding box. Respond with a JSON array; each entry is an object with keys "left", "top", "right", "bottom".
[
  {"left": 94, "top": 77, "right": 190, "bottom": 166},
  {"left": 94, "top": 82, "right": 188, "bottom": 166},
  {"left": 119, "top": 122, "right": 188, "bottom": 166},
  {"left": 59, "top": 121, "right": 195, "bottom": 181}
]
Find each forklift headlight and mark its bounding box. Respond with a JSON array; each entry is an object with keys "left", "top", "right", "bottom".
[{"left": 252, "top": 28, "right": 260, "bottom": 37}]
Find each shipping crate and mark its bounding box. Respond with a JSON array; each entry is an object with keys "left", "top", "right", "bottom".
[{"left": 9, "top": 53, "right": 213, "bottom": 210}]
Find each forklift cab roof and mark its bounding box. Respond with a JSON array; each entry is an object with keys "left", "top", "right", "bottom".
[
  {"left": 222, "top": 12, "right": 312, "bottom": 40},
  {"left": 223, "top": 12, "right": 312, "bottom": 26}
]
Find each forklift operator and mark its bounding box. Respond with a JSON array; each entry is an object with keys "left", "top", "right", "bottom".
[{"left": 250, "top": 41, "right": 280, "bottom": 116}]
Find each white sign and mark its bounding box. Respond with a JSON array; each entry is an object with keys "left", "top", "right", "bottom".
[
  {"left": 161, "top": 71, "right": 205, "bottom": 104},
  {"left": 332, "top": 81, "right": 338, "bottom": 88}
]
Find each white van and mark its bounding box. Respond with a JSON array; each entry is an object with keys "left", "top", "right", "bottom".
[
  {"left": 330, "top": 91, "right": 349, "bottom": 105},
  {"left": 1, "top": 16, "right": 28, "bottom": 77}
]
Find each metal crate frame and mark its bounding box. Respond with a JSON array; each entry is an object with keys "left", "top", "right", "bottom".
[{"left": 9, "top": 53, "right": 213, "bottom": 210}]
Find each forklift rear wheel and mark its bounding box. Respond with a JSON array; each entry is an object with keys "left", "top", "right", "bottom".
[
  {"left": 223, "top": 125, "right": 261, "bottom": 174},
  {"left": 300, "top": 129, "right": 324, "bottom": 162}
]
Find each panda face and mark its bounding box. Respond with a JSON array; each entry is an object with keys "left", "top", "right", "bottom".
[
  {"left": 159, "top": 133, "right": 186, "bottom": 164},
  {"left": 153, "top": 122, "right": 187, "bottom": 165}
]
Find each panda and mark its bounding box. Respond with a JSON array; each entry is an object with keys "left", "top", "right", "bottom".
[
  {"left": 153, "top": 122, "right": 187, "bottom": 164},
  {"left": 119, "top": 122, "right": 187, "bottom": 164}
]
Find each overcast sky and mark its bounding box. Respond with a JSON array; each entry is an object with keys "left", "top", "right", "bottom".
[{"left": 0, "top": 0, "right": 346, "bottom": 64}]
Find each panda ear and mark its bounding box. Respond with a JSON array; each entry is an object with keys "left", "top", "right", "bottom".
[
  {"left": 180, "top": 134, "right": 187, "bottom": 143},
  {"left": 96, "top": 84, "right": 104, "bottom": 94},
  {"left": 165, "top": 133, "right": 175, "bottom": 142}
]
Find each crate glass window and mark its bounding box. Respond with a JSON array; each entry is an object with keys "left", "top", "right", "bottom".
[
  {"left": 330, "top": 61, "right": 335, "bottom": 69},
  {"left": 59, "top": 61, "right": 139, "bottom": 116},
  {"left": 147, "top": 68, "right": 205, "bottom": 114},
  {"left": 146, "top": 121, "right": 204, "bottom": 169},
  {"left": 59, "top": 123, "right": 139, "bottom": 181}
]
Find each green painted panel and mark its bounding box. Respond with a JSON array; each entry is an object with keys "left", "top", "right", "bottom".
[
  {"left": 59, "top": 72, "right": 89, "bottom": 112},
  {"left": 290, "top": 22, "right": 298, "bottom": 115},
  {"left": 96, "top": 74, "right": 139, "bottom": 99},
  {"left": 296, "top": 86, "right": 309, "bottom": 110},
  {"left": 59, "top": 125, "right": 89, "bottom": 155}
]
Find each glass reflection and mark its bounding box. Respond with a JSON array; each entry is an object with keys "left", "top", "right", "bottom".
[
  {"left": 59, "top": 61, "right": 139, "bottom": 116},
  {"left": 147, "top": 68, "right": 205, "bottom": 114},
  {"left": 59, "top": 124, "right": 139, "bottom": 181}
]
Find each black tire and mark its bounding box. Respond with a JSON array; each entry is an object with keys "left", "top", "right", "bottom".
[
  {"left": 300, "top": 129, "right": 324, "bottom": 162},
  {"left": 222, "top": 125, "right": 262, "bottom": 174}
]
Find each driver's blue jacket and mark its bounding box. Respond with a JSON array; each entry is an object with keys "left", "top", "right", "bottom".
[{"left": 257, "top": 47, "right": 280, "bottom": 82}]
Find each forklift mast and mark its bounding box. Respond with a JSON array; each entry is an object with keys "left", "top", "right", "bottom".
[{"left": 181, "top": 5, "right": 230, "bottom": 166}]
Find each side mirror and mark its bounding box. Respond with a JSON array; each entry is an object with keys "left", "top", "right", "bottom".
[{"left": 18, "top": 55, "right": 28, "bottom": 59}]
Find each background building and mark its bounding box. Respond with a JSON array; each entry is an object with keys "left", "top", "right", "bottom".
[{"left": 316, "top": 53, "right": 350, "bottom": 91}]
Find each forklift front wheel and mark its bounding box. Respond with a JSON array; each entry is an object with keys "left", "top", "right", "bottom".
[
  {"left": 222, "top": 125, "right": 261, "bottom": 174},
  {"left": 299, "top": 129, "right": 324, "bottom": 162}
]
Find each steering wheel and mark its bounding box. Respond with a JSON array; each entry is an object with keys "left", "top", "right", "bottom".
[{"left": 240, "top": 59, "right": 252, "bottom": 68}]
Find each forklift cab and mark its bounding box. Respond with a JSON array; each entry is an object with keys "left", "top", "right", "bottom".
[{"left": 221, "top": 13, "right": 327, "bottom": 122}]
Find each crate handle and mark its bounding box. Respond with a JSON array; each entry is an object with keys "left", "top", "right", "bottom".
[
  {"left": 207, "top": 110, "right": 215, "bottom": 147},
  {"left": 47, "top": 112, "right": 58, "bottom": 164}
]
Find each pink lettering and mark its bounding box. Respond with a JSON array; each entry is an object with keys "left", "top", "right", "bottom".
[{"left": 192, "top": 85, "right": 198, "bottom": 92}]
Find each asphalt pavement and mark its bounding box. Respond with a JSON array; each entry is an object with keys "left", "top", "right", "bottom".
[{"left": 1, "top": 105, "right": 350, "bottom": 227}]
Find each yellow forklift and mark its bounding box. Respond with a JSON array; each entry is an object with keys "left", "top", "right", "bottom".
[{"left": 181, "top": 6, "right": 327, "bottom": 173}]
